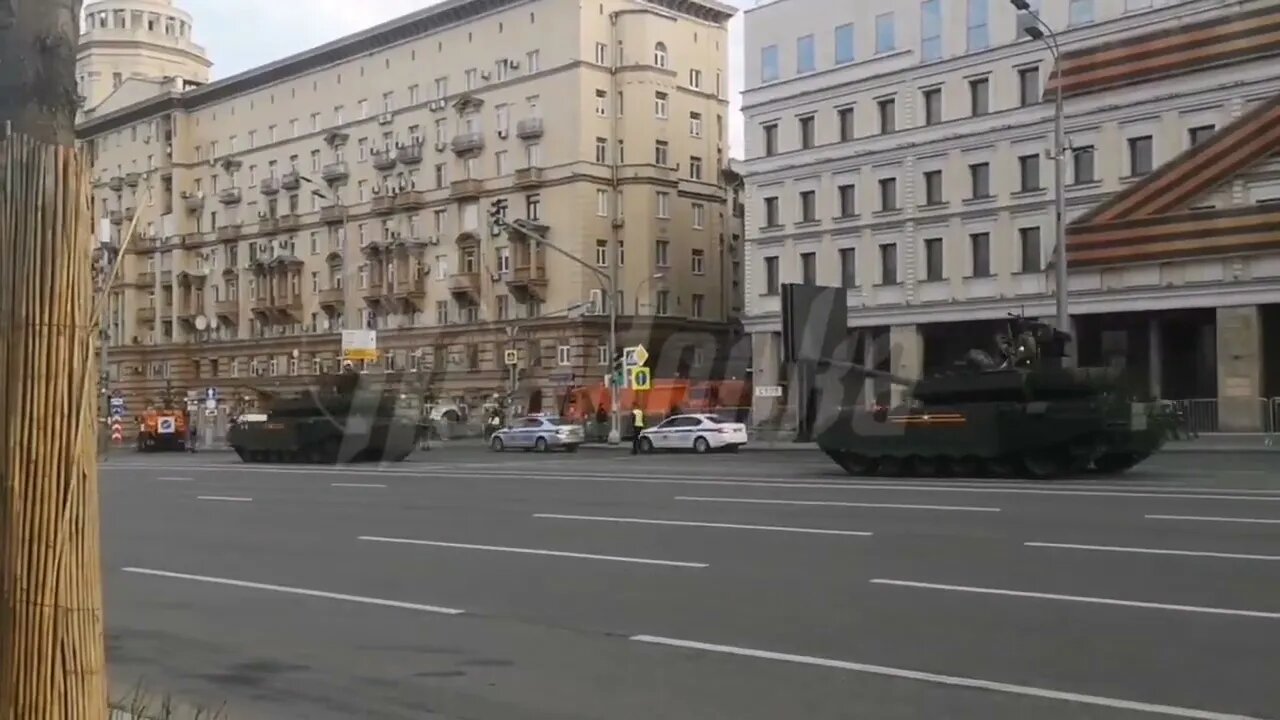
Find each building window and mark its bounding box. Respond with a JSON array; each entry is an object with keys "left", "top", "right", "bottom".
[
  {"left": 969, "top": 77, "right": 990, "bottom": 116},
  {"left": 967, "top": 0, "right": 990, "bottom": 50},
  {"left": 764, "top": 256, "right": 779, "bottom": 294},
  {"left": 839, "top": 248, "right": 857, "bottom": 287},
  {"left": 969, "top": 233, "right": 992, "bottom": 277},
  {"left": 656, "top": 191, "right": 670, "bottom": 218},
  {"left": 878, "top": 177, "right": 898, "bottom": 211},
  {"left": 877, "top": 97, "right": 896, "bottom": 133},
  {"left": 875, "top": 12, "right": 895, "bottom": 53},
  {"left": 922, "top": 88, "right": 942, "bottom": 125},
  {"left": 596, "top": 189, "right": 609, "bottom": 217},
  {"left": 689, "top": 111, "right": 703, "bottom": 137},
  {"left": 1019, "top": 227, "right": 1042, "bottom": 272},
  {"left": 837, "top": 107, "right": 854, "bottom": 141},
  {"left": 796, "top": 34, "right": 816, "bottom": 74},
  {"left": 761, "top": 45, "right": 779, "bottom": 82},
  {"left": 654, "top": 290, "right": 670, "bottom": 315},
  {"left": 557, "top": 345, "right": 572, "bottom": 366},
  {"left": 969, "top": 162, "right": 991, "bottom": 198},
  {"left": 1068, "top": 0, "right": 1095, "bottom": 26},
  {"left": 595, "top": 89, "right": 608, "bottom": 117},
  {"left": 921, "top": 0, "right": 942, "bottom": 61},
  {"left": 654, "top": 42, "right": 668, "bottom": 68},
  {"left": 1128, "top": 135, "right": 1154, "bottom": 176},
  {"left": 692, "top": 248, "right": 705, "bottom": 275},
  {"left": 879, "top": 243, "right": 898, "bottom": 284},
  {"left": 595, "top": 42, "right": 608, "bottom": 64},
  {"left": 689, "top": 68, "right": 702, "bottom": 89},
  {"left": 1018, "top": 154, "right": 1041, "bottom": 191},
  {"left": 923, "top": 170, "right": 943, "bottom": 205},
  {"left": 654, "top": 92, "right": 668, "bottom": 119},
  {"left": 1073, "top": 146, "right": 1096, "bottom": 183},
  {"left": 763, "top": 197, "right": 779, "bottom": 226},
  {"left": 798, "top": 116, "right": 815, "bottom": 149},
  {"left": 594, "top": 137, "right": 607, "bottom": 163},
  {"left": 798, "top": 190, "right": 816, "bottom": 222},
  {"left": 837, "top": 184, "right": 856, "bottom": 217},
  {"left": 1189, "top": 125, "right": 1216, "bottom": 147},
  {"left": 800, "top": 252, "right": 817, "bottom": 285},
  {"left": 692, "top": 203, "right": 705, "bottom": 228},
  {"left": 763, "top": 123, "right": 778, "bottom": 156},
  {"left": 690, "top": 294, "right": 705, "bottom": 319},
  {"left": 835, "top": 23, "right": 855, "bottom": 64},
  {"left": 1018, "top": 66, "right": 1040, "bottom": 106},
  {"left": 923, "top": 237, "right": 944, "bottom": 281},
  {"left": 689, "top": 156, "right": 703, "bottom": 180},
  {"left": 654, "top": 140, "right": 669, "bottom": 166}
]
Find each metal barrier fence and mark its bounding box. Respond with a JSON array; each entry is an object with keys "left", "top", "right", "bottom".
[{"left": 1167, "top": 398, "right": 1278, "bottom": 435}]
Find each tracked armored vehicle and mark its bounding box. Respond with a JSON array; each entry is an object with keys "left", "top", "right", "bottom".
[
  {"left": 228, "top": 369, "right": 426, "bottom": 463},
  {"left": 815, "top": 317, "right": 1170, "bottom": 479}
]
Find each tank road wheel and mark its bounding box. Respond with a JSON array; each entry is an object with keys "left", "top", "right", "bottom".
[
  {"left": 831, "top": 452, "right": 875, "bottom": 476},
  {"left": 535, "top": 436, "right": 549, "bottom": 453},
  {"left": 1021, "top": 450, "right": 1069, "bottom": 480},
  {"left": 911, "top": 456, "right": 942, "bottom": 477},
  {"left": 1093, "top": 452, "right": 1149, "bottom": 475},
  {"left": 983, "top": 456, "right": 1019, "bottom": 478},
  {"left": 874, "top": 456, "right": 905, "bottom": 477},
  {"left": 952, "top": 456, "right": 983, "bottom": 478}
]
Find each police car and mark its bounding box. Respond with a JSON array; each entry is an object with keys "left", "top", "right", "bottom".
[
  {"left": 489, "top": 415, "right": 585, "bottom": 452},
  {"left": 637, "top": 414, "right": 749, "bottom": 453}
]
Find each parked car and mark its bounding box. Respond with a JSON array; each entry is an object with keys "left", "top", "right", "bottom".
[
  {"left": 489, "top": 415, "right": 585, "bottom": 452},
  {"left": 637, "top": 414, "right": 748, "bottom": 453}
]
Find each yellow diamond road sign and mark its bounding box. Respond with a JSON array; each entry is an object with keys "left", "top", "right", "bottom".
[
  {"left": 629, "top": 343, "right": 649, "bottom": 366},
  {"left": 630, "top": 366, "right": 651, "bottom": 391}
]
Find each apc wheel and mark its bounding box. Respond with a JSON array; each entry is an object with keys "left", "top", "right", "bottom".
[
  {"left": 834, "top": 452, "right": 874, "bottom": 476},
  {"left": 639, "top": 437, "right": 655, "bottom": 453},
  {"left": 535, "top": 436, "right": 549, "bottom": 453},
  {"left": 490, "top": 436, "right": 506, "bottom": 452},
  {"left": 693, "top": 436, "right": 711, "bottom": 454}
]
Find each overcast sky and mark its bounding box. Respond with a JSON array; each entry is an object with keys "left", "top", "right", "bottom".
[{"left": 180, "top": 0, "right": 753, "bottom": 157}]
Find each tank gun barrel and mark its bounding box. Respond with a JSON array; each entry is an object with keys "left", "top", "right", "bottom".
[{"left": 819, "top": 358, "right": 918, "bottom": 388}]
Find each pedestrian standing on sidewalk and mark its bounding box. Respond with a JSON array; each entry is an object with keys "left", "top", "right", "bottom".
[{"left": 631, "top": 406, "right": 645, "bottom": 454}]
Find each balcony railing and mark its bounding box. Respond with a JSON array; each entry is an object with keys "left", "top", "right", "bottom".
[
  {"left": 216, "top": 224, "right": 242, "bottom": 241},
  {"left": 281, "top": 171, "right": 302, "bottom": 190},
  {"left": 449, "top": 178, "right": 483, "bottom": 198},
  {"left": 124, "top": 172, "right": 141, "bottom": 188},
  {"left": 182, "top": 193, "right": 204, "bottom": 212},
  {"left": 135, "top": 272, "right": 156, "bottom": 286},
  {"left": 394, "top": 190, "right": 427, "bottom": 209},
  {"left": 448, "top": 272, "right": 481, "bottom": 297},
  {"left": 514, "top": 167, "right": 544, "bottom": 187},
  {"left": 371, "top": 149, "right": 397, "bottom": 171},
  {"left": 397, "top": 142, "right": 424, "bottom": 164},
  {"left": 218, "top": 187, "right": 242, "bottom": 205},
  {"left": 318, "top": 288, "right": 345, "bottom": 306},
  {"left": 135, "top": 307, "right": 156, "bottom": 323},
  {"left": 371, "top": 195, "right": 396, "bottom": 214},
  {"left": 107, "top": 176, "right": 124, "bottom": 192},
  {"left": 212, "top": 299, "right": 240, "bottom": 317},
  {"left": 278, "top": 214, "right": 301, "bottom": 231},
  {"left": 320, "top": 206, "right": 347, "bottom": 224},
  {"left": 516, "top": 117, "right": 544, "bottom": 140},
  {"left": 450, "top": 132, "right": 484, "bottom": 155},
  {"left": 259, "top": 177, "right": 280, "bottom": 195},
  {"left": 321, "top": 162, "right": 349, "bottom": 184}
]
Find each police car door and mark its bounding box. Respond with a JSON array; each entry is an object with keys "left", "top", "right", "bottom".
[{"left": 514, "top": 418, "right": 542, "bottom": 448}]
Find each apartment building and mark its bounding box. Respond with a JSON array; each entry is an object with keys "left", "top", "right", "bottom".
[
  {"left": 79, "top": 0, "right": 741, "bottom": 414},
  {"left": 740, "top": 0, "right": 1280, "bottom": 432},
  {"left": 78, "top": 0, "right": 211, "bottom": 114}
]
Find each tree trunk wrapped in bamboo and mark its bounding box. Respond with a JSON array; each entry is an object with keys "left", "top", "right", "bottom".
[{"left": 0, "top": 1, "right": 109, "bottom": 717}]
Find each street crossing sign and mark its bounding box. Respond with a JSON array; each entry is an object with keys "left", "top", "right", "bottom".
[
  {"left": 629, "top": 366, "right": 652, "bottom": 391},
  {"left": 504, "top": 349, "right": 519, "bottom": 366}
]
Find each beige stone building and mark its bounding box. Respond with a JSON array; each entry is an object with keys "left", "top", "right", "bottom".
[{"left": 79, "top": 0, "right": 743, "bottom": 414}]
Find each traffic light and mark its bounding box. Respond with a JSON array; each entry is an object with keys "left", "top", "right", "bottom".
[{"left": 610, "top": 350, "right": 625, "bottom": 388}]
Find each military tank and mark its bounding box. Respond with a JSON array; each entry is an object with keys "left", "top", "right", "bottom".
[
  {"left": 815, "top": 316, "right": 1170, "bottom": 479},
  {"left": 228, "top": 369, "right": 427, "bottom": 463}
]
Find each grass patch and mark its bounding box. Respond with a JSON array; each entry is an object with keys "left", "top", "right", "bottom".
[{"left": 111, "top": 681, "right": 228, "bottom": 720}]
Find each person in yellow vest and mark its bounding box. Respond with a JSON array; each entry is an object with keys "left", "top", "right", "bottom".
[{"left": 630, "top": 406, "right": 645, "bottom": 455}]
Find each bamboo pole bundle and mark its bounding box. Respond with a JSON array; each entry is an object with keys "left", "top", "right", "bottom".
[{"left": 0, "top": 130, "right": 108, "bottom": 717}]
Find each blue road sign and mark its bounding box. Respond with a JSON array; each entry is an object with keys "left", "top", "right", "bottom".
[
  {"left": 206, "top": 386, "right": 218, "bottom": 401},
  {"left": 110, "top": 405, "right": 125, "bottom": 418}
]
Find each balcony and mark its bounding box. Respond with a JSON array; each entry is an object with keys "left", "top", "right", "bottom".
[
  {"left": 516, "top": 117, "right": 544, "bottom": 140},
  {"left": 272, "top": 295, "right": 304, "bottom": 318},
  {"left": 216, "top": 224, "right": 242, "bottom": 241},
  {"left": 218, "top": 187, "right": 242, "bottom": 206},
  {"left": 514, "top": 167, "right": 544, "bottom": 187},
  {"left": 135, "top": 271, "right": 156, "bottom": 286},
  {"left": 318, "top": 288, "right": 345, "bottom": 307},
  {"left": 213, "top": 299, "right": 239, "bottom": 318},
  {"left": 371, "top": 149, "right": 397, "bottom": 171},
  {"left": 389, "top": 276, "right": 426, "bottom": 303},
  {"left": 108, "top": 210, "right": 122, "bottom": 225},
  {"left": 259, "top": 215, "right": 279, "bottom": 234},
  {"left": 182, "top": 193, "right": 204, "bottom": 213},
  {"left": 361, "top": 280, "right": 386, "bottom": 301},
  {"left": 371, "top": 195, "right": 396, "bottom": 214},
  {"left": 449, "top": 178, "right": 483, "bottom": 198},
  {"left": 278, "top": 214, "right": 301, "bottom": 231},
  {"left": 508, "top": 264, "right": 549, "bottom": 301},
  {"left": 123, "top": 207, "right": 136, "bottom": 222},
  {"left": 321, "top": 162, "right": 349, "bottom": 184},
  {"left": 397, "top": 142, "right": 424, "bottom": 165},
  {"left": 135, "top": 307, "right": 156, "bottom": 324},
  {"left": 281, "top": 171, "right": 302, "bottom": 190},
  {"left": 259, "top": 177, "right": 280, "bottom": 195},
  {"left": 448, "top": 271, "right": 481, "bottom": 300},
  {"left": 320, "top": 206, "right": 347, "bottom": 224},
  {"left": 394, "top": 190, "right": 427, "bottom": 209},
  {"left": 124, "top": 172, "right": 141, "bottom": 188},
  {"left": 107, "top": 176, "right": 124, "bottom": 192},
  {"left": 450, "top": 132, "right": 484, "bottom": 156}
]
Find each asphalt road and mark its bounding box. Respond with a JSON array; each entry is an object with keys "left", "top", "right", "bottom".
[{"left": 100, "top": 447, "right": 1280, "bottom": 720}]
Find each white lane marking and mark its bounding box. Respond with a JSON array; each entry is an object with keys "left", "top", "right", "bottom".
[
  {"left": 101, "top": 464, "right": 1280, "bottom": 499},
  {"left": 870, "top": 579, "right": 1280, "bottom": 620},
  {"left": 330, "top": 482, "right": 387, "bottom": 488},
  {"left": 358, "top": 535, "right": 708, "bottom": 568},
  {"left": 676, "top": 496, "right": 1000, "bottom": 513},
  {"left": 156, "top": 476, "right": 195, "bottom": 482},
  {"left": 121, "top": 568, "right": 464, "bottom": 615},
  {"left": 1025, "top": 542, "right": 1280, "bottom": 562},
  {"left": 196, "top": 496, "right": 252, "bottom": 502},
  {"left": 629, "top": 635, "right": 1266, "bottom": 720},
  {"left": 533, "top": 513, "right": 873, "bottom": 536},
  {"left": 1147, "top": 515, "right": 1280, "bottom": 525}
]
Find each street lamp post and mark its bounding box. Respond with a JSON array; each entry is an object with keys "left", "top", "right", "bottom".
[
  {"left": 1012, "top": 0, "right": 1071, "bottom": 361},
  {"left": 633, "top": 272, "right": 667, "bottom": 315},
  {"left": 489, "top": 207, "right": 622, "bottom": 444}
]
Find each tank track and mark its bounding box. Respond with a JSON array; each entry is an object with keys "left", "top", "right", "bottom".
[
  {"left": 231, "top": 443, "right": 414, "bottom": 464},
  {"left": 824, "top": 449, "right": 1151, "bottom": 480}
]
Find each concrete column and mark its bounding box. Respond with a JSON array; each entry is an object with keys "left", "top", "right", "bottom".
[
  {"left": 750, "top": 331, "right": 781, "bottom": 424},
  {"left": 1148, "top": 316, "right": 1163, "bottom": 400},
  {"left": 863, "top": 335, "right": 875, "bottom": 410},
  {"left": 889, "top": 324, "right": 923, "bottom": 407},
  {"left": 1216, "top": 305, "right": 1263, "bottom": 432}
]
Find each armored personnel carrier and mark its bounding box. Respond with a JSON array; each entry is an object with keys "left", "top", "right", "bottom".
[
  {"left": 815, "top": 317, "right": 1170, "bottom": 479},
  {"left": 228, "top": 369, "right": 426, "bottom": 463}
]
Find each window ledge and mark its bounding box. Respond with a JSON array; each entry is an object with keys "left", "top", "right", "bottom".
[
  {"left": 1068, "top": 180, "right": 1102, "bottom": 190},
  {"left": 964, "top": 273, "right": 995, "bottom": 280},
  {"left": 794, "top": 219, "right": 821, "bottom": 228},
  {"left": 832, "top": 213, "right": 861, "bottom": 223},
  {"left": 919, "top": 278, "right": 948, "bottom": 284},
  {"left": 1013, "top": 269, "right": 1044, "bottom": 276},
  {"left": 963, "top": 195, "right": 996, "bottom": 206},
  {"left": 918, "top": 201, "right": 950, "bottom": 210},
  {"left": 1011, "top": 188, "right": 1047, "bottom": 198},
  {"left": 873, "top": 281, "right": 901, "bottom": 287},
  {"left": 873, "top": 208, "right": 903, "bottom": 217},
  {"left": 759, "top": 224, "right": 785, "bottom": 232}
]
